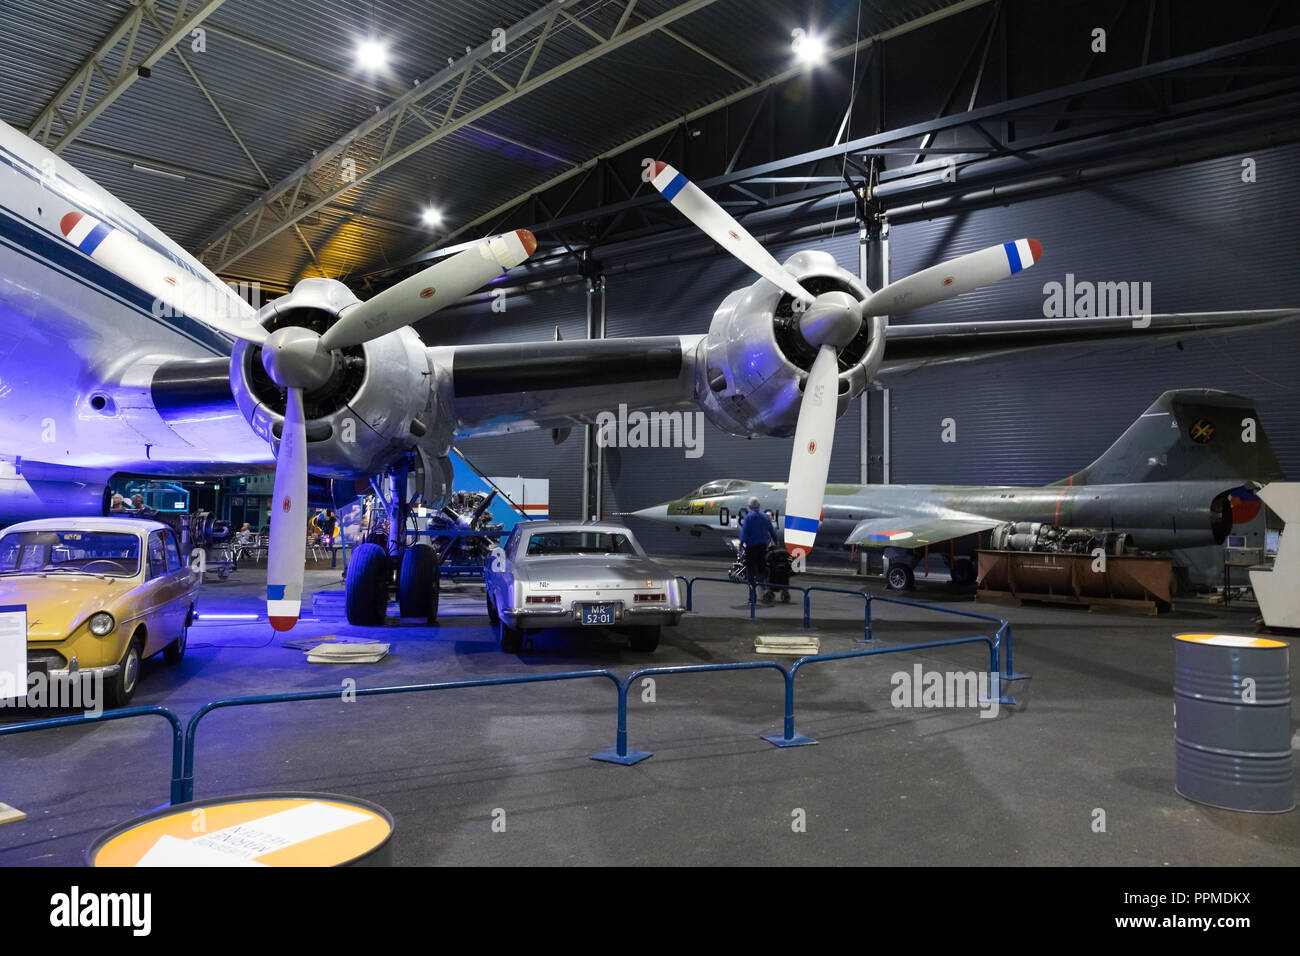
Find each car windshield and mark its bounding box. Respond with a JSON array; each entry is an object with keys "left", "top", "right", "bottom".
[
  {"left": 525, "top": 531, "right": 640, "bottom": 556},
  {"left": 0, "top": 531, "right": 141, "bottom": 577}
]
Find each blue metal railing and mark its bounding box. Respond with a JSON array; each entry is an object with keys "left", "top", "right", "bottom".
[
  {"left": 0, "top": 704, "right": 186, "bottom": 805},
  {"left": 179, "top": 669, "right": 623, "bottom": 803},
  {"left": 0, "top": 573, "right": 1025, "bottom": 806}
]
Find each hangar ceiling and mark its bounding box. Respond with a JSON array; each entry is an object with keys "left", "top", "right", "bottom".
[
  {"left": 0, "top": 0, "right": 974, "bottom": 292},
  {"left": 2, "top": 0, "right": 1297, "bottom": 298}
]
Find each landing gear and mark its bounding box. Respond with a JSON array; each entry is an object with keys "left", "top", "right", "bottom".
[
  {"left": 886, "top": 562, "right": 915, "bottom": 591},
  {"left": 399, "top": 542, "right": 440, "bottom": 623},
  {"left": 345, "top": 543, "right": 390, "bottom": 626}
]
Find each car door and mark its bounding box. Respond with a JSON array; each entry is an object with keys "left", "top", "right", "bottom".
[
  {"left": 489, "top": 527, "right": 521, "bottom": 613},
  {"left": 137, "top": 531, "right": 172, "bottom": 656},
  {"left": 159, "top": 529, "right": 193, "bottom": 638}
]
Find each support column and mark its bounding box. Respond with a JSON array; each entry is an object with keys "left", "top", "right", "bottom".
[{"left": 580, "top": 255, "right": 606, "bottom": 521}]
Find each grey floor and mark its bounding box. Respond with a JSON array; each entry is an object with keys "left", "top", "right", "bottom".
[{"left": 2, "top": 556, "right": 1297, "bottom": 866}]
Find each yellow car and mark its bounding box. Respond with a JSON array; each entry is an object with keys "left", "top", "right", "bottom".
[{"left": 0, "top": 517, "right": 199, "bottom": 708}]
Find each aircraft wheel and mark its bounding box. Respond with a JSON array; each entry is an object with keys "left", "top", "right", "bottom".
[
  {"left": 399, "top": 542, "right": 439, "bottom": 623},
  {"left": 886, "top": 562, "right": 915, "bottom": 591},
  {"left": 346, "top": 543, "right": 390, "bottom": 626}
]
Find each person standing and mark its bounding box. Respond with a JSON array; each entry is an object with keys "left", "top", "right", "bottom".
[
  {"left": 318, "top": 509, "right": 339, "bottom": 568},
  {"left": 739, "top": 496, "right": 778, "bottom": 600}
]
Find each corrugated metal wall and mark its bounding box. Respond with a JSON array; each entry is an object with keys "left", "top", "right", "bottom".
[{"left": 885, "top": 142, "right": 1300, "bottom": 486}]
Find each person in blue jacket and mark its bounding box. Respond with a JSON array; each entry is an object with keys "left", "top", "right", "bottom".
[{"left": 739, "top": 496, "right": 778, "bottom": 598}]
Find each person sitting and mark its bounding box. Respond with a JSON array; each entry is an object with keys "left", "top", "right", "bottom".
[
  {"left": 109, "top": 493, "right": 127, "bottom": 513},
  {"left": 739, "top": 497, "right": 778, "bottom": 601}
]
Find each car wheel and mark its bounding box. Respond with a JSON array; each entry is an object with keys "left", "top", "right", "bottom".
[
  {"left": 486, "top": 591, "right": 500, "bottom": 625},
  {"left": 628, "top": 625, "right": 660, "bottom": 652},
  {"left": 106, "top": 634, "right": 145, "bottom": 709},
  {"left": 163, "top": 613, "right": 189, "bottom": 665},
  {"left": 949, "top": 559, "right": 976, "bottom": 586},
  {"left": 345, "top": 543, "right": 390, "bottom": 626},
  {"left": 886, "top": 562, "right": 915, "bottom": 591},
  {"left": 398, "top": 542, "right": 439, "bottom": 623},
  {"left": 500, "top": 621, "right": 523, "bottom": 654}
]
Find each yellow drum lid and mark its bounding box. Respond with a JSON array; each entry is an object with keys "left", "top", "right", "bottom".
[
  {"left": 91, "top": 796, "right": 392, "bottom": 867},
  {"left": 1174, "top": 633, "right": 1287, "bottom": 649}
]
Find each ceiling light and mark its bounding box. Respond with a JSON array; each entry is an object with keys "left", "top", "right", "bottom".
[
  {"left": 793, "top": 29, "right": 826, "bottom": 66},
  {"left": 421, "top": 207, "right": 443, "bottom": 226},
  {"left": 355, "top": 38, "right": 388, "bottom": 71}
]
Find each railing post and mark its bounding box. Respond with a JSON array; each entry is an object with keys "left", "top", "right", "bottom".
[
  {"left": 591, "top": 675, "right": 652, "bottom": 764},
  {"left": 802, "top": 588, "right": 811, "bottom": 629},
  {"left": 762, "top": 663, "right": 816, "bottom": 747}
]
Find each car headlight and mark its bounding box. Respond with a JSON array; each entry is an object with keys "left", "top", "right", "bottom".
[{"left": 88, "top": 612, "right": 115, "bottom": 637}]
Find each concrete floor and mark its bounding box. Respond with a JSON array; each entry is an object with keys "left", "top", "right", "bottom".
[{"left": 1, "top": 556, "right": 1297, "bottom": 866}]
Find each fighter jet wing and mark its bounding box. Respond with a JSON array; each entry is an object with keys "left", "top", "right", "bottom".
[
  {"left": 878, "top": 309, "right": 1299, "bottom": 377},
  {"left": 846, "top": 515, "right": 1001, "bottom": 549}
]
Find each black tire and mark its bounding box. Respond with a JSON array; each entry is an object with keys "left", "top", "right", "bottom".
[
  {"left": 779, "top": 589, "right": 791, "bottom": 604},
  {"left": 629, "top": 625, "right": 661, "bottom": 652},
  {"left": 500, "top": 621, "right": 523, "bottom": 654},
  {"left": 398, "top": 542, "right": 439, "bottom": 622},
  {"left": 486, "top": 590, "right": 500, "bottom": 625},
  {"left": 345, "top": 543, "right": 390, "bottom": 626},
  {"left": 886, "top": 562, "right": 915, "bottom": 591},
  {"left": 105, "top": 633, "right": 145, "bottom": 709},
  {"left": 163, "top": 607, "right": 191, "bottom": 665},
  {"left": 950, "top": 559, "right": 976, "bottom": 586}
]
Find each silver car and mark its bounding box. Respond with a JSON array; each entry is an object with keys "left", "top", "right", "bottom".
[{"left": 483, "top": 521, "right": 684, "bottom": 653}]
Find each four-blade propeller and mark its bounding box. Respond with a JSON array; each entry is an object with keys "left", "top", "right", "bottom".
[
  {"left": 61, "top": 211, "right": 536, "bottom": 629},
  {"left": 647, "top": 161, "right": 1042, "bottom": 559}
]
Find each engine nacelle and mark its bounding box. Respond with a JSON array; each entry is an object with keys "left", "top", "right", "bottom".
[
  {"left": 693, "top": 250, "right": 884, "bottom": 438},
  {"left": 229, "top": 278, "right": 433, "bottom": 478}
]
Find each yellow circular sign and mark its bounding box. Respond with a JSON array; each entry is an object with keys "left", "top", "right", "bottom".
[
  {"left": 1173, "top": 632, "right": 1287, "bottom": 649},
  {"left": 90, "top": 795, "right": 393, "bottom": 867}
]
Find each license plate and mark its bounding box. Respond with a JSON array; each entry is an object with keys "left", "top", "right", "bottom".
[{"left": 580, "top": 603, "right": 616, "bottom": 626}]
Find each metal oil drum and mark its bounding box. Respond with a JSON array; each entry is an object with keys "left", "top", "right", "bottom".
[{"left": 1173, "top": 633, "right": 1293, "bottom": 813}]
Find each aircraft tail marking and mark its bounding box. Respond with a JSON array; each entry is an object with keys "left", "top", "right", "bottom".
[{"left": 1059, "top": 389, "right": 1284, "bottom": 486}]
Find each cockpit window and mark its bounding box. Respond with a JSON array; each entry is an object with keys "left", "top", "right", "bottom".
[
  {"left": 724, "top": 480, "right": 750, "bottom": 493},
  {"left": 693, "top": 481, "right": 727, "bottom": 498}
]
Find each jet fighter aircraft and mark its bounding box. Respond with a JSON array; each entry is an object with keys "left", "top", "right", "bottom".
[{"left": 632, "top": 389, "right": 1283, "bottom": 589}]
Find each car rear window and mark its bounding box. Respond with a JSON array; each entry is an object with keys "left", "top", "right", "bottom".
[
  {"left": 0, "top": 531, "right": 141, "bottom": 577},
  {"left": 525, "top": 531, "right": 639, "bottom": 556}
]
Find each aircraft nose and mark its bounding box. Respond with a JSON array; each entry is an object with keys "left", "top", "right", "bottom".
[{"left": 631, "top": 503, "right": 670, "bottom": 523}]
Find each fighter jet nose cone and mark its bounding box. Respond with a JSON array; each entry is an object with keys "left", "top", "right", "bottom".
[{"left": 631, "top": 504, "right": 669, "bottom": 522}]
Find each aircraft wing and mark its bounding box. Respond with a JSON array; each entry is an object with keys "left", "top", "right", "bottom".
[
  {"left": 879, "top": 309, "right": 1299, "bottom": 377},
  {"left": 845, "top": 515, "right": 1001, "bottom": 549},
  {"left": 431, "top": 335, "right": 705, "bottom": 437}
]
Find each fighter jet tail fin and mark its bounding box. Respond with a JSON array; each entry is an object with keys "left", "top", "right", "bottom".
[{"left": 1058, "top": 389, "right": 1285, "bottom": 486}]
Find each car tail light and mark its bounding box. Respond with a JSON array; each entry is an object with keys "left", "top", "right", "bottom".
[
  {"left": 526, "top": 595, "right": 561, "bottom": 604},
  {"left": 634, "top": 593, "right": 665, "bottom": 602}
]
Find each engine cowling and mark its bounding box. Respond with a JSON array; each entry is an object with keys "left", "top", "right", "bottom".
[
  {"left": 693, "top": 250, "right": 884, "bottom": 438},
  {"left": 229, "top": 278, "right": 433, "bottom": 478}
]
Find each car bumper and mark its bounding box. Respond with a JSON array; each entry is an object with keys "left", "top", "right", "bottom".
[{"left": 501, "top": 602, "right": 685, "bottom": 629}]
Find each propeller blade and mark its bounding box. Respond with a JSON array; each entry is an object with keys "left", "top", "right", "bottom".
[
  {"left": 59, "top": 211, "right": 267, "bottom": 344},
  {"left": 320, "top": 229, "right": 537, "bottom": 349},
  {"left": 648, "top": 161, "right": 815, "bottom": 305},
  {"left": 860, "top": 238, "right": 1042, "bottom": 317},
  {"left": 781, "top": 345, "right": 841, "bottom": 558},
  {"left": 266, "top": 387, "right": 308, "bottom": 631}
]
